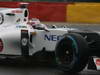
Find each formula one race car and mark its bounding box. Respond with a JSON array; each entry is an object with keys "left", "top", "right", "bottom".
[{"left": 0, "top": 2, "right": 100, "bottom": 73}]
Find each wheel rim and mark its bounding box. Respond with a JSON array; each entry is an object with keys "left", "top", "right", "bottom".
[{"left": 56, "top": 36, "right": 77, "bottom": 65}]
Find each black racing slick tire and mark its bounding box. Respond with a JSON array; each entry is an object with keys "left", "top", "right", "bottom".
[
  {"left": 55, "top": 33, "right": 89, "bottom": 73},
  {"left": 21, "top": 30, "right": 29, "bottom": 57}
]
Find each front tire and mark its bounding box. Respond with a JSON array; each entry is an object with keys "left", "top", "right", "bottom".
[{"left": 55, "top": 33, "right": 89, "bottom": 73}]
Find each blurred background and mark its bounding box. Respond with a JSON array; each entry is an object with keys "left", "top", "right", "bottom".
[
  {"left": 0, "top": 0, "right": 100, "bottom": 2},
  {"left": 0, "top": 0, "right": 100, "bottom": 24}
]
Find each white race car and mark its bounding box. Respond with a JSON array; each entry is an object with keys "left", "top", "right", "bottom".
[{"left": 0, "top": 3, "right": 100, "bottom": 73}]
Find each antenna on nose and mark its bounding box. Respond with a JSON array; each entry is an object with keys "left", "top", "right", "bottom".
[{"left": 20, "top": 2, "right": 29, "bottom": 9}]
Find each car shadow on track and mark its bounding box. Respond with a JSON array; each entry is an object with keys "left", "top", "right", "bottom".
[{"left": 0, "top": 58, "right": 99, "bottom": 75}]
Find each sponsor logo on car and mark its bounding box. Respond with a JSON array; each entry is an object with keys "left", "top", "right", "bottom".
[
  {"left": 12, "top": 10, "right": 23, "bottom": 13},
  {"left": 44, "top": 34, "right": 62, "bottom": 41},
  {"left": 16, "top": 26, "right": 27, "bottom": 28},
  {"left": 21, "top": 38, "right": 28, "bottom": 46}
]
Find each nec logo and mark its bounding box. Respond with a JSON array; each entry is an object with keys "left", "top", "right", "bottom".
[{"left": 44, "top": 34, "right": 62, "bottom": 41}]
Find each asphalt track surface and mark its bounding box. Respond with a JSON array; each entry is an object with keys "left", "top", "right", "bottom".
[
  {"left": 0, "top": 64, "right": 100, "bottom": 75},
  {"left": 1, "top": 22, "right": 100, "bottom": 75}
]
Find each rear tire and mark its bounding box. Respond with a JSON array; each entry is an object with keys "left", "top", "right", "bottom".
[{"left": 55, "top": 33, "right": 89, "bottom": 73}]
